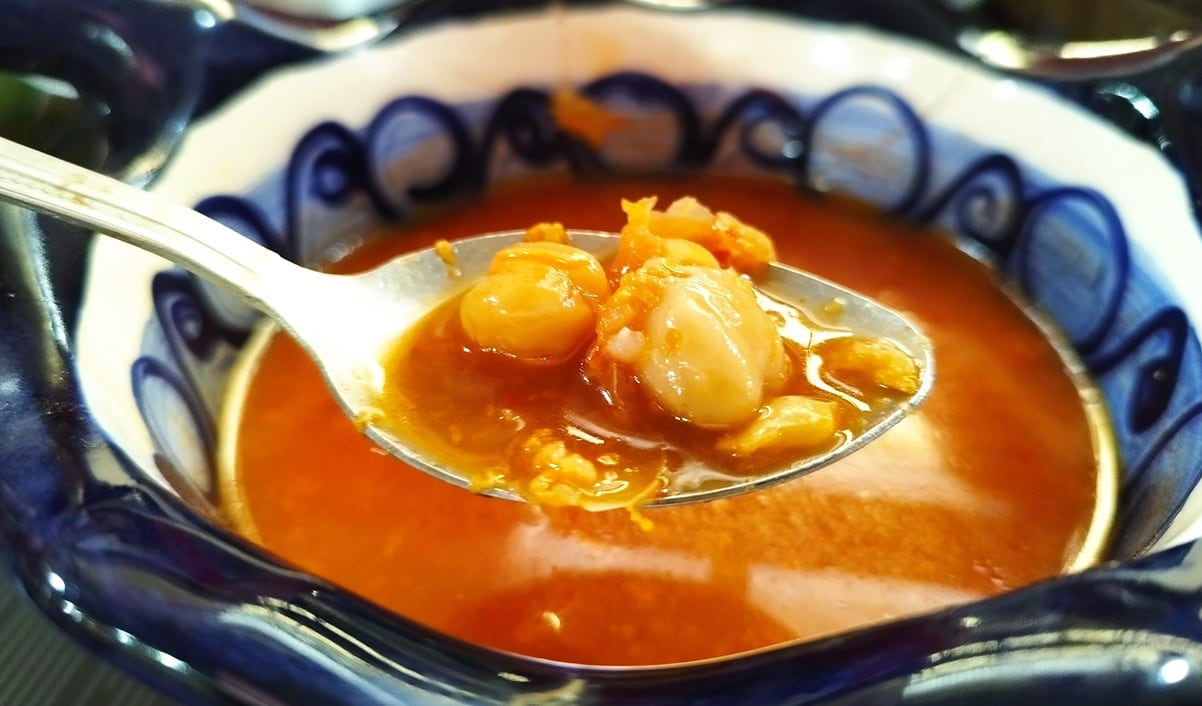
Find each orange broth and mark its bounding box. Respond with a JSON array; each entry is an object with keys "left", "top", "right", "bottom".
[{"left": 222, "top": 176, "right": 1103, "bottom": 666}]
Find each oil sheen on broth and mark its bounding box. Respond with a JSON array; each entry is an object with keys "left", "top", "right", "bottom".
[
  {"left": 222, "top": 177, "right": 1101, "bottom": 666},
  {"left": 376, "top": 195, "right": 922, "bottom": 511}
]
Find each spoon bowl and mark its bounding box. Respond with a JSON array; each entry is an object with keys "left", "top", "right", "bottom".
[{"left": 0, "top": 135, "right": 932, "bottom": 507}]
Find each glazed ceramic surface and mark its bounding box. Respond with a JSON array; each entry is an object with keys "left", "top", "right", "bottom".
[
  {"left": 83, "top": 5, "right": 1201, "bottom": 555},
  {"left": 8, "top": 1, "right": 1202, "bottom": 704}
]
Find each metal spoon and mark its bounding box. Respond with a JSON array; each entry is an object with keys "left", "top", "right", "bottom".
[{"left": 0, "top": 135, "right": 932, "bottom": 507}]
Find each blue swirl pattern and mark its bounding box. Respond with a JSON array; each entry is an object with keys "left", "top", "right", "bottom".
[{"left": 133, "top": 71, "right": 1202, "bottom": 559}]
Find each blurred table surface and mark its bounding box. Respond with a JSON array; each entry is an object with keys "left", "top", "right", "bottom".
[
  {"left": 0, "top": 563, "right": 177, "bottom": 706},
  {"left": 1, "top": 1, "right": 1201, "bottom": 705}
]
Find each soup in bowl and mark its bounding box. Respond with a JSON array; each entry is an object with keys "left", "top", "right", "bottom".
[
  {"left": 8, "top": 1, "right": 1202, "bottom": 703},
  {"left": 219, "top": 175, "right": 1108, "bottom": 665}
]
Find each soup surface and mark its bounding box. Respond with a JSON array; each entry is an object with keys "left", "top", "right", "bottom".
[{"left": 222, "top": 176, "right": 1103, "bottom": 666}]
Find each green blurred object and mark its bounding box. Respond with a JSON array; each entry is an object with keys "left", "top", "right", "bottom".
[
  {"left": 0, "top": 74, "right": 44, "bottom": 141},
  {"left": 0, "top": 72, "right": 109, "bottom": 167}
]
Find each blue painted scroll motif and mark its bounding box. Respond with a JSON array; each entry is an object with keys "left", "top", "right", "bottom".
[{"left": 132, "top": 72, "right": 1202, "bottom": 557}]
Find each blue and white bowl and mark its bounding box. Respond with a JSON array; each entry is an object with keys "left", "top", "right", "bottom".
[{"left": 7, "top": 1, "right": 1202, "bottom": 703}]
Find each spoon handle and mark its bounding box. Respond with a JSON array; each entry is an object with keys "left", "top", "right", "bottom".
[{"left": 0, "top": 136, "right": 297, "bottom": 314}]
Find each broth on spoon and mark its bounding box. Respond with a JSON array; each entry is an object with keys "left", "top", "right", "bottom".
[{"left": 0, "top": 136, "right": 931, "bottom": 509}]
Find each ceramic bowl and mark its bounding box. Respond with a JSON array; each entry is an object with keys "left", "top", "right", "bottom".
[{"left": 7, "top": 1, "right": 1202, "bottom": 704}]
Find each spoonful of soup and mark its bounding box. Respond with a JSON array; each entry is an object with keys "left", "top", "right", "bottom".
[{"left": 0, "top": 136, "right": 932, "bottom": 510}]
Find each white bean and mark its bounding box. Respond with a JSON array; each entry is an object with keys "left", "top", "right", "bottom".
[{"left": 628, "top": 263, "right": 787, "bottom": 428}]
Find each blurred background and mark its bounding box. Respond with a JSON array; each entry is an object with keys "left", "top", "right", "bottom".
[
  {"left": 1, "top": 0, "right": 1200, "bottom": 704},
  {"left": 951, "top": 0, "right": 1199, "bottom": 38}
]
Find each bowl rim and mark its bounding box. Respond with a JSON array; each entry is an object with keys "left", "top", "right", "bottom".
[{"left": 11, "top": 3, "right": 1202, "bottom": 703}]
